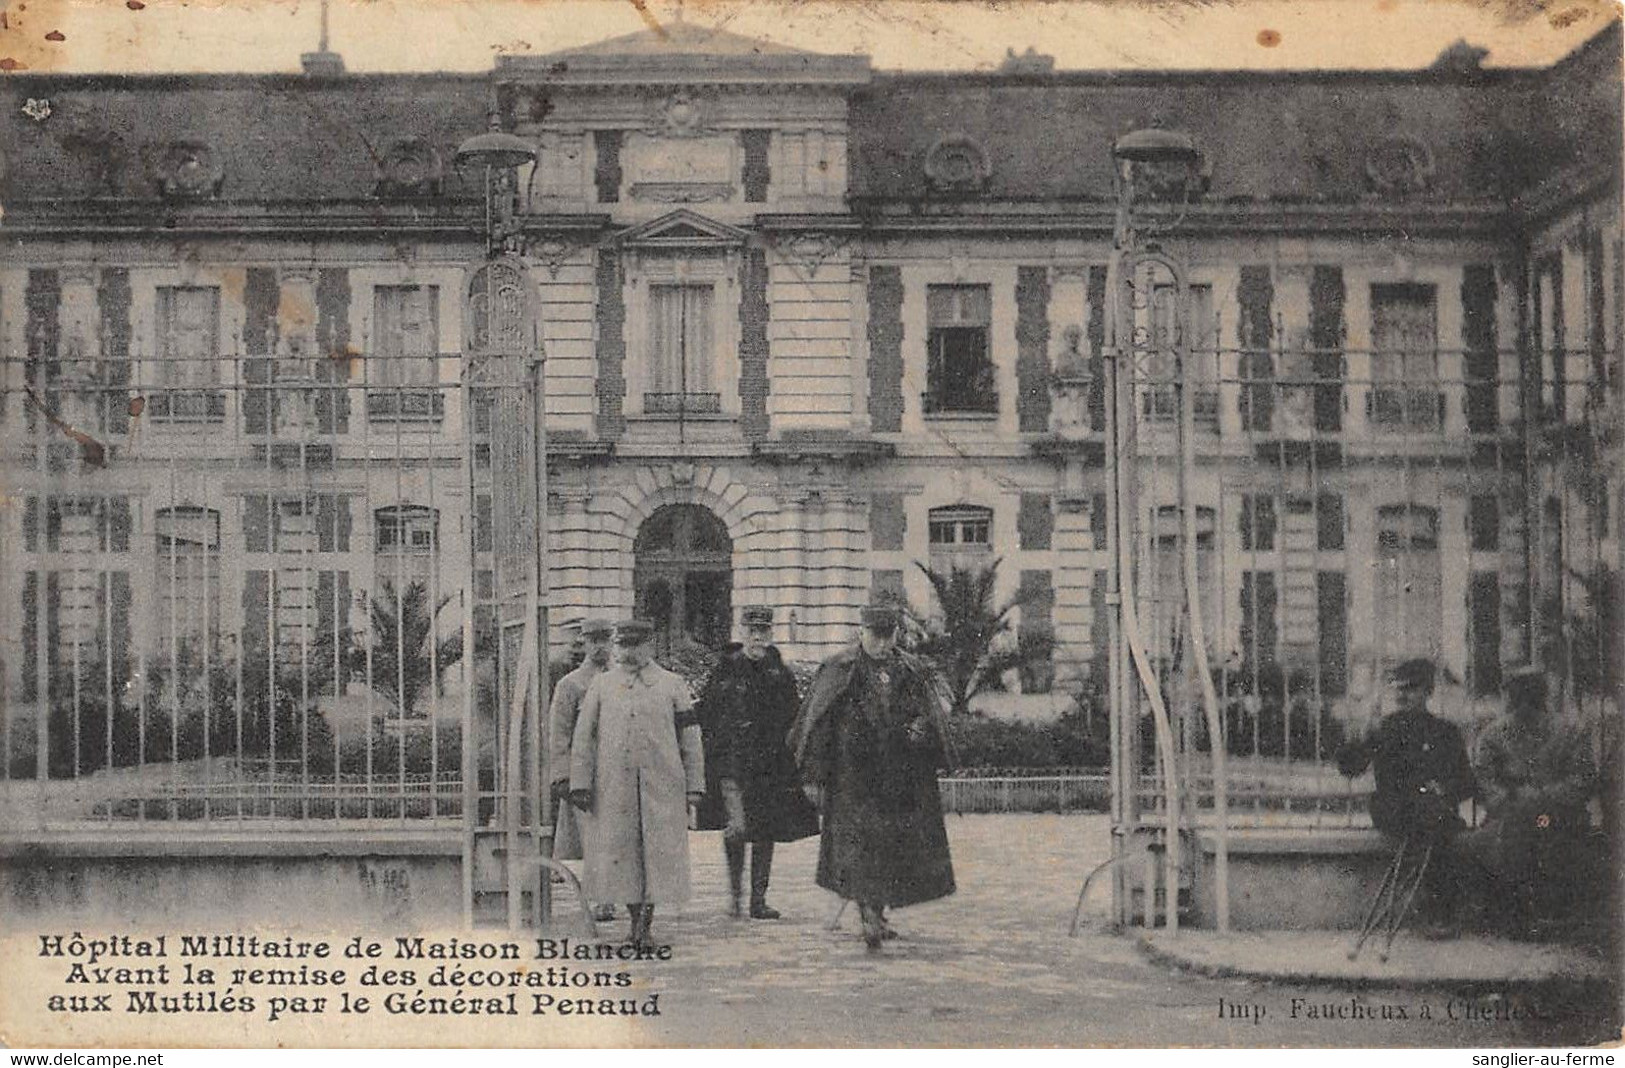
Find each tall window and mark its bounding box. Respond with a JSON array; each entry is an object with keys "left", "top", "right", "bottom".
[
  {"left": 369, "top": 285, "right": 442, "bottom": 420},
  {"left": 154, "top": 506, "right": 221, "bottom": 652},
  {"left": 375, "top": 505, "right": 440, "bottom": 589},
  {"left": 20, "top": 496, "right": 133, "bottom": 700},
  {"left": 925, "top": 285, "right": 995, "bottom": 414},
  {"left": 1146, "top": 505, "right": 1217, "bottom": 664},
  {"left": 928, "top": 505, "right": 993, "bottom": 556},
  {"left": 1369, "top": 284, "right": 1443, "bottom": 430},
  {"left": 646, "top": 283, "right": 719, "bottom": 414},
  {"left": 1144, "top": 283, "right": 1217, "bottom": 426},
  {"left": 242, "top": 494, "right": 351, "bottom": 674},
  {"left": 1375, "top": 504, "right": 1442, "bottom": 662},
  {"left": 153, "top": 286, "right": 224, "bottom": 421}
]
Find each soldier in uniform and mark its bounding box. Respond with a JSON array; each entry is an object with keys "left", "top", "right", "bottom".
[
  {"left": 547, "top": 616, "right": 615, "bottom": 923},
  {"left": 1468, "top": 665, "right": 1597, "bottom": 934},
  {"left": 1336, "top": 657, "right": 1475, "bottom": 925},
  {"left": 695, "top": 606, "right": 819, "bottom": 919},
  {"left": 789, "top": 604, "right": 956, "bottom": 950},
  {"left": 569, "top": 618, "right": 706, "bottom": 949}
]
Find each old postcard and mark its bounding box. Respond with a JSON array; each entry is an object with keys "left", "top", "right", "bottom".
[{"left": 0, "top": 0, "right": 1620, "bottom": 1049}]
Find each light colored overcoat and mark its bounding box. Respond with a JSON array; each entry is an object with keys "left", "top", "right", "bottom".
[
  {"left": 570, "top": 661, "right": 705, "bottom": 904},
  {"left": 547, "top": 660, "right": 604, "bottom": 861}
]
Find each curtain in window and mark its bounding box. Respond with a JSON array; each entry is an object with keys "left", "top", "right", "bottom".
[
  {"left": 157, "top": 287, "right": 220, "bottom": 388},
  {"left": 1374, "top": 505, "right": 1443, "bottom": 662},
  {"left": 373, "top": 286, "right": 438, "bottom": 387},
  {"left": 648, "top": 284, "right": 715, "bottom": 400},
  {"left": 1370, "top": 285, "right": 1441, "bottom": 429}
]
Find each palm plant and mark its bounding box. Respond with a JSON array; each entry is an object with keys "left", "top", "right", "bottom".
[
  {"left": 351, "top": 580, "right": 464, "bottom": 718},
  {"left": 911, "top": 558, "right": 1053, "bottom": 718}
]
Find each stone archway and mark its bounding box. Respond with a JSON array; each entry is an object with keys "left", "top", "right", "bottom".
[{"left": 632, "top": 503, "right": 733, "bottom": 657}]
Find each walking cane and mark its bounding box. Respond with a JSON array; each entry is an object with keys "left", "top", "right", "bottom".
[{"left": 1348, "top": 838, "right": 1408, "bottom": 961}]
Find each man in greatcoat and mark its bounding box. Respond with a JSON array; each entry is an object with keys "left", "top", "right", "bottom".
[
  {"left": 695, "top": 606, "right": 819, "bottom": 919},
  {"left": 569, "top": 618, "right": 705, "bottom": 948},
  {"left": 789, "top": 604, "right": 956, "bottom": 950},
  {"left": 547, "top": 615, "right": 615, "bottom": 923},
  {"left": 1467, "top": 665, "right": 1597, "bottom": 934}
]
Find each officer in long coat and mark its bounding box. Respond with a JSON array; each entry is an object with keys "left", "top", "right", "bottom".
[
  {"left": 789, "top": 604, "right": 956, "bottom": 950},
  {"left": 569, "top": 618, "right": 705, "bottom": 948},
  {"left": 695, "top": 606, "right": 819, "bottom": 919},
  {"left": 1467, "top": 665, "right": 1597, "bottom": 933},
  {"left": 546, "top": 616, "right": 615, "bottom": 922}
]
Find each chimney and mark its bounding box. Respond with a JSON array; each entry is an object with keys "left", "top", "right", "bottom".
[{"left": 302, "top": 51, "right": 345, "bottom": 76}]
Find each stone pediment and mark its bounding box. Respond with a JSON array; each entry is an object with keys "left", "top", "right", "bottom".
[
  {"left": 616, "top": 209, "right": 749, "bottom": 250},
  {"left": 496, "top": 23, "right": 870, "bottom": 87}
]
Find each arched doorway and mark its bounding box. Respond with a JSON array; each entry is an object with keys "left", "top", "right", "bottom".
[{"left": 633, "top": 503, "right": 733, "bottom": 657}]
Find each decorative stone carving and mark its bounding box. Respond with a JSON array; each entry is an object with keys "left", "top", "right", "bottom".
[
  {"left": 375, "top": 137, "right": 444, "bottom": 198},
  {"left": 1365, "top": 135, "right": 1435, "bottom": 198},
  {"left": 923, "top": 133, "right": 991, "bottom": 193},
  {"left": 148, "top": 140, "right": 225, "bottom": 200},
  {"left": 628, "top": 181, "right": 734, "bottom": 204},
  {"left": 650, "top": 91, "right": 712, "bottom": 139},
  {"left": 1130, "top": 154, "right": 1212, "bottom": 203},
  {"left": 528, "top": 233, "right": 589, "bottom": 278},
  {"left": 771, "top": 231, "right": 850, "bottom": 278}
]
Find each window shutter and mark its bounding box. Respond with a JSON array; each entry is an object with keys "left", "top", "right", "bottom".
[
  {"left": 1016, "top": 266, "right": 1051, "bottom": 433},
  {"left": 243, "top": 495, "right": 271, "bottom": 553}
]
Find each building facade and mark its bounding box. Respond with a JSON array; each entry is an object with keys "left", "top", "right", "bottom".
[{"left": 0, "top": 23, "right": 1619, "bottom": 790}]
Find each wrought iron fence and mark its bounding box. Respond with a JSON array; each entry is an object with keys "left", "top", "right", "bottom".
[
  {"left": 1099, "top": 338, "right": 1619, "bottom": 832},
  {"left": 1, "top": 351, "right": 479, "bottom": 832}
]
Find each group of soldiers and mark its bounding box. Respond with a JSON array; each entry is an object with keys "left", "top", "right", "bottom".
[
  {"left": 544, "top": 604, "right": 956, "bottom": 951},
  {"left": 1336, "top": 657, "right": 1605, "bottom": 938}
]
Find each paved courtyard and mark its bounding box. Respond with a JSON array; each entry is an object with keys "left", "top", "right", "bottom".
[{"left": 549, "top": 814, "right": 1619, "bottom": 1047}]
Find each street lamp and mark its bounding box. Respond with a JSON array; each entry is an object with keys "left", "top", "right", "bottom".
[
  {"left": 456, "top": 112, "right": 537, "bottom": 259},
  {"left": 456, "top": 111, "right": 550, "bottom": 931},
  {"left": 1102, "top": 124, "right": 1229, "bottom": 933}
]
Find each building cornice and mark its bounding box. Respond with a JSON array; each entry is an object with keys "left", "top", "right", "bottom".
[
  {"left": 0, "top": 201, "right": 612, "bottom": 239},
  {"left": 841, "top": 199, "right": 1514, "bottom": 238}
]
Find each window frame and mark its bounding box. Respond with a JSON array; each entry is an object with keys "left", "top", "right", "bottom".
[{"left": 924, "top": 283, "right": 997, "bottom": 416}]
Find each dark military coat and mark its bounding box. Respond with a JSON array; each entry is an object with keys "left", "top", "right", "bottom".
[
  {"left": 1337, "top": 709, "right": 1474, "bottom": 840},
  {"left": 694, "top": 644, "right": 819, "bottom": 843},
  {"left": 790, "top": 644, "right": 956, "bottom": 908}
]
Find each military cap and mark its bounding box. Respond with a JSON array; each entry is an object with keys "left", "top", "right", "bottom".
[
  {"left": 579, "top": 615, "right": 614, "bottom": 638},
  {"left": 859, "top": 605, "right": 901, "bottom": 633},
  {"left": 740, "top": 606, "right": 774, "bottom": 628},
  {"left": 614, "top": 618, "right": 656, "bottom": 644},
  {"left": 1386, "top": 657, "right": 1436, "bottom": 690}
]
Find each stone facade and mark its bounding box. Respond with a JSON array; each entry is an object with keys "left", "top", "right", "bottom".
[{"left": 0, "top": 22, "right": 1619, "bottom": 730}]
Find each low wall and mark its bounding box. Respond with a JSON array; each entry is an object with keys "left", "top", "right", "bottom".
[
  {"left": 0, "top": 831, "right": 464, "bottom": 929},
  {"left": 1190, "top": 829, "right": 1394, "bottom": 930}
]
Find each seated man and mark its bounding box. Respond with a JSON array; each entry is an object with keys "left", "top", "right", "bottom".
[
  {"left": 1336, "top": 658, "right": 1475, "bottom": 926},
  {"left": 1468, "top": 666, "right": 1597, "bottom": 936}
]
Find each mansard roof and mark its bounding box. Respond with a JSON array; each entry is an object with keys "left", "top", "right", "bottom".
[{"left": 0, "top": 23, "right": 1615, "bottom": 216}]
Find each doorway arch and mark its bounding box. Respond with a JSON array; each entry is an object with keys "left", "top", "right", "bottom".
[{"left": 633, "top": 503, "right": 733, "bottom": 657}]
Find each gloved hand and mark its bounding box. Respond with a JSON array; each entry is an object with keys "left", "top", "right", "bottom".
[
  {"left": 568, "top": 789, "right": 593, "bottom": 812},
  {"left": 549, "top": 778, "right": 571, "bottom": 803}
]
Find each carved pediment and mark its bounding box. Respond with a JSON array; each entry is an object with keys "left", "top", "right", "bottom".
[{"left": 616, "top": 209, "right": 749, "bottom": 250}]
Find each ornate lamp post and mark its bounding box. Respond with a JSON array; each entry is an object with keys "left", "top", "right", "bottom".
[
  {"left": 1104, "top": 126, "right": 1229, "bottom": 932},
  {"left": 455, "top": 117, "right": 549, "bottom": 930}
]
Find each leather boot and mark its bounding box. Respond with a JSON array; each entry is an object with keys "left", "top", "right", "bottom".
[
  {"left": 636, "top": 905, "right": 657, "bottom": 952},
  {"left": 858, "top": 901, "right": 885, "bottom": 951},
  {"left": 724, "top": 838, "right": 746, "bottom": 917},
  {"left": 749, "top": 842, "right": 780, "bottom": 919}
]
